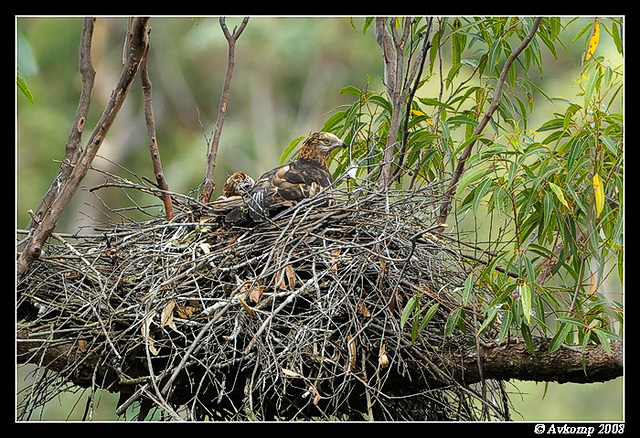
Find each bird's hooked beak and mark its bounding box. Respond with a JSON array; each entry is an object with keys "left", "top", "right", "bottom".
[{"left": 332, "top": 139, "right": 348, "bottom": 151}]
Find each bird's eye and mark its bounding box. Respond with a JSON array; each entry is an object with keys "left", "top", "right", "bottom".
[{"left": 322, "top": 139, "right": 330, "bottom": 144}]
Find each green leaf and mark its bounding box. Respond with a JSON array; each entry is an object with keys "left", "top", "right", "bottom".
[
  {"left": 462, "top": 273, "right": 474, "bottom": 305},
  {"left": 472, "top": 177, "right": 492, "bottom": 215},
  {"left": 548, "top": 182, "right": 569, "bottom": 208},
  {"left": 446, "top": 114, "right": 479, "bottom": 127},
  {"left": 368, "top": 95, "right": 393, "bottom": 114},
  {"left": 563, "top": 103, "right": 581, "bottom": 130},
  {"left": 583, "top": 66, "right": 602, "bottom": 106},
  {"left": 521, "top": 321, "right": 536, "bottom": 355},
  {"left": 539, "top": 192, "right": 554, "bottom": 243},
  {"left": 592, "top": 328, "right": 611, "bottom": 354},
  {"left": 549, "top": 322, "right": 572, "bottom": 352},
  {"left": 520, "top": 283, "right": 532, "bottom": 324},
  {"left": 400, "top": 295, "right": 419, "bottom": 328},
  {"left": 444, "top": 307, "right": 463, "bottom": 337},
  {"left": 279, "top": 136, "right": 305, "bottom": 165},
  {"left": 522, "top": 254, "right": 535, "bottom": 283},
  {"left": 537, "top": 118, "right": 564, "bottom": 132},
  {"left": 556, "top": 316, "right": 585, "bottom": 327},
  {"left": 611, "top": 20, "right": 622, "bottom": 53},
  {"left": 477, "top": 305, "right": 499, "bottom": 336},
  {"left": 566, "top": 136, "right": 586, "bottom": 172},
  {"left": 321, "top": 111, "right": 346, "bottom": 132},
  {"left": 455, "top": 162, "right": 491, "bottom": 198},
  {"left": 17, "top": 74, "right": 34, "bottom": 105},
  {"left": 497, "top": 309, "right": 512, "bottom": 344},
  {"left": 339, "top": 85, "right": 362, "bottom": 96},
  {"left": 487, "top": 38, "right": 503, "bottom": 75},
  {"left": 418, "top": 303, "right": 440, "bottom": 333},
  {"left": 418, "top": 97, "right": 455, "bottom": 111}
]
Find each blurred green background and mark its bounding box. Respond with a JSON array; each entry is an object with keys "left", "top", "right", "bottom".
[{"left": 16, "top": 16, "right": 623, "bottom": 421}]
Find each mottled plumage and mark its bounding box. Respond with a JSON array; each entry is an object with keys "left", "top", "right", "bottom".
[
  {"left": 220, "top": 171, "right": 255, "bottom": 199},
  {"left": 226, "top": 132, "right": 346, "bottom": 223}
]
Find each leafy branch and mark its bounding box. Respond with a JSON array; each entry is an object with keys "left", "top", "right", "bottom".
[{"left": 437, "top": 17, "right": 542, "bottom": 224}]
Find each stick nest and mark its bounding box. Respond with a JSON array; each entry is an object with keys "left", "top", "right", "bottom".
[{"left": 17, "top": 178, "right": 510, "bottom": 421}]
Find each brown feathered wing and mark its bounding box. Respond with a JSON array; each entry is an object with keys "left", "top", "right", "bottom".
[
  {"left": 226, "top": 160, "right": 333, "bottom": 223},
  {"left": 225, "top": 132, "right": 346, "bottom": 223}
]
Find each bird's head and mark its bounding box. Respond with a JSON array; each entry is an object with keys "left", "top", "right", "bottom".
[
  {"left": 297, "top": 132, "right": 347, "bottom": 167},
  {"left": 222, "top": 171, "right": 255, "bottom": 198}
]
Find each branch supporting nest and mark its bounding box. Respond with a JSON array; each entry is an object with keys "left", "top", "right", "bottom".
[{"left": 13, "top": 177, "right": 546, "bottom": 420}]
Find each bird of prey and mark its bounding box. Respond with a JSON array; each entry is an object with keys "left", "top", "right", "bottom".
[
  {"left": 226, "top": 132, "right": 347, "bottom": 223},
  {"left": 218, "top": 171, "right": 255, "bottom": 199}
]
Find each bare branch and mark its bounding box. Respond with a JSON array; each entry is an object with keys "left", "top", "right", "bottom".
[
  {"left": 140, "top": 30, "right": 174, "bottom": 221},
  {"left": 437, "top": 17, "right": 542, "bottom": 224},
  {"left": 199, "top": 17, "right": 249, "bottom": 203},
  {"left": 375, "top": 17, "right": 408, "bottom": 188},
  {"left": 18, "top": 18, "right": 96, "bottom": 245},
  {"left": 454, "top": 339, "right": 622, "bottom": 387},
  {"left": 17, "top": 17, "right": 151, "bottom": 279}
]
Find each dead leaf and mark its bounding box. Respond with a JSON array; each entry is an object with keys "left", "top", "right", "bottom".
[
  {"left": 308, "top": 384, "right": 321, "bottom": 405},
  {"left": 77, "top": 339, "right": 88, "bottom": 353},
  {"left": 347, "top": 334, "right": 357, "bottom": 371},
  {"left": 238, "top": 296, "right": 255, "bottom": 319},
  {"left": 379, "top": 342, "right": 389, "bottom": 368},
  {"left": 285, "top": 264, "right": 296, "bottom": 290},
  {"left": 281, "top": 368, "right": 303, "bottom": 378},
  {"left": 248, "top": 285, "right": 264, "bottom": 303},
  {"left": 160, "top": 299, "right": 176, "bottom": 330},
  {"left": 358, "top": 300, "right": 371, "bottom": 317},
  {"left": 331, "top": 248, "right": 341, "bottom": 274},
  {"left": 585, "top": 18, "right": 600, "bottom": 61},
  {"left": 175, "top": 302, "right": 197, "bottom": 319},
  {"left": 141, "top": 313, "right": 160, "bottom": 356}
]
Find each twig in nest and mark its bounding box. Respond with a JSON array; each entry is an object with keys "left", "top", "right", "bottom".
[{"left": 17, "top": 175, "right": 512, "bottom": 421}]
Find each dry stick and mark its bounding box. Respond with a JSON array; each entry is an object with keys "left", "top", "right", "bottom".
[
  {"left": 17, "top": 17, "right": 151, "bottom": 279},
  {"left": 140, "top": 33, "right": 175, "bottom": 221},
  {"left": 437, "top": 17, "right": 542, "bottom": 225},
  {"left": 160, "top": 300, "right": 233, "bottom": 396},
  {"left": 19, "top": 18, "right": 96, "bottom": 246},
  {"left": 200, "top": 17, "right": 249, "bottom": 203}
]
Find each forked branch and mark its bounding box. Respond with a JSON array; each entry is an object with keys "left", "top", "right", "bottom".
[
  {"left": 437, "top": 17, "right": 542, "bottom": 224},
  {"left": 18, "top": 17, "right": 96, "bottom": 244},
  {"left": 17, "top": 17, "right": 151, "bottom": 279},
  {"left": 200, "top": 17, "right": 249, "bottom": 203}
]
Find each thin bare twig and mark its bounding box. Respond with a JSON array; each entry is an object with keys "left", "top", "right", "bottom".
[
  {"left": 140, "top": 30, "right": 174, "bottom": 221},
  {"left": 200, "top": 17, "right": 249, "bottom": 203}
]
